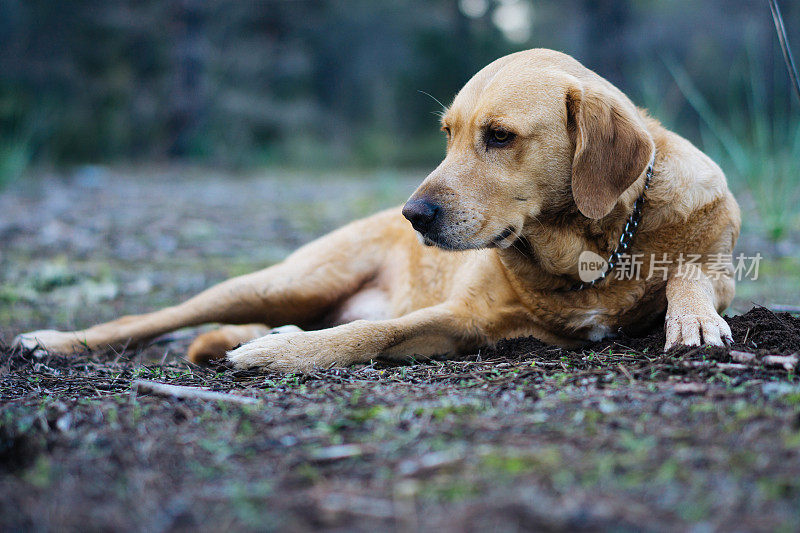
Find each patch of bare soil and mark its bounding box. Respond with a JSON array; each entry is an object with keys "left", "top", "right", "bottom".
[{"left": 2, "top": 306, "right": 800, "bottom": 532}]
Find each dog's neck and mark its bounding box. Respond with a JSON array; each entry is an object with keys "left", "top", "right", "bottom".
[{"left": 497, "top": 169, "right": 652, "bottom": 295}]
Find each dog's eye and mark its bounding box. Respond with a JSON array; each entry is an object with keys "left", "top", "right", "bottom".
[
  {"left": 442, "top": 126, "right": 451, "bottom": 138},
  {"left": 487, "top": 128, "right": 515, "bottom": 148}
]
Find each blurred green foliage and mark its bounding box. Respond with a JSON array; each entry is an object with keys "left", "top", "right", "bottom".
[
  {"left": 0, "top": 0, "right": 799, "bottom": 233},
  {"left": 664, "top": 32, "right": 800, "bottom": 242}
]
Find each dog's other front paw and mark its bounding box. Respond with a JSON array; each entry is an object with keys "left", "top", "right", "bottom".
[
  {"left": 12, "top": 330, "right": 84, "bottom": 356},
  {"left": 226, "top": 332, "right": 333, "bottom": 373},
  {"left": 664, "top": 312, "right": 732, "bottom": 350}
]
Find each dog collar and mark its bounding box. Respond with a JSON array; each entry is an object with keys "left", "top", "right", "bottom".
[{"left": 566, "top": 163, "right": 654, "bottom": 291}]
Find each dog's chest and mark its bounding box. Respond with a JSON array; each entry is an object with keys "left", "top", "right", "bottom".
[
  {"left": 520, "top": 292, "right": 618, "bottom": 343},
  {"left": 329, "top": 286, "right": 391, "bottom": 325}
]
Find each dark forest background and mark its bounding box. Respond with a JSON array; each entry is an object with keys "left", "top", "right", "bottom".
[{"left": 0, "top": 0, "right": 798, "bottom": 178}]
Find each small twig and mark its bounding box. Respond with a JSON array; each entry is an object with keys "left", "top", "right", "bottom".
[
  {"left": 133, "top": 379, "right": 261, "bottom": 405},
  {"left": 716, "top": 362, "right": 748, "bottom": 371},
  {"left": 310, "top": 444, "right": 365, "bottom": 462},
  {"left": 397, "top": 450, "right": 463, "bottom": 476},
  {"left": 681, "top": 360, "right": 714, "bottom": 368},
  {"left": 610, "top": 342, "right": 641, "bottom": 354},
  {"left": 618, "top": 363, "right": 634, "bottom": 384},
  {"left": 730, "top": 350, "right": 756, "bottom": 364},
  {"left": 762, "top": 354, "right": 799, "bottom": 371},
  {"left": 674, "top": 382, "right": 708, "bottom": 395}
]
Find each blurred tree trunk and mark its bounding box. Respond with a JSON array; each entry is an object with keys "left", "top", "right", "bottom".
[
  {"left": 167, "top": 0, "right": 207, "bottom": 157},
  {"left": 451, "top": 0, "right": 474, "bottom": 83}
]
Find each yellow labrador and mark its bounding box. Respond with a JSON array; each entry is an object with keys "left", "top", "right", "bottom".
[{"left": 14, "top": 49, "right": 740, "bottom": 372}]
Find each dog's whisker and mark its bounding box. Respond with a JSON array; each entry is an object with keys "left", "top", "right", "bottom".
[
  {"left": 418, "top": 89, "right": 447, "bottom": 113},
  {"left": 529, "top": 214, "right": 545, "bottom": 231}
]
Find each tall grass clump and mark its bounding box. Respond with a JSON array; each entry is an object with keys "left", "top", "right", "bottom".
[
  {"left": 0, "top": 92, "right": 36, "bottom": 189},
  {"left": 665, "top": 52, "right": 800, "bottom": 243},
  {"left": 0, "top": 138, "right": 32, "bottom": 188}
]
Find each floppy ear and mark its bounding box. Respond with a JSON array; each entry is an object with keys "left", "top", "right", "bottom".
[{"left": 566, "top": 84, "right": 654, "bottom": 219}]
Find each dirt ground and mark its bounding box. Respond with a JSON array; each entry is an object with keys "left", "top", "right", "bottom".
[{"left": 2, "top": 167, "right": 800, "bottom": 532}]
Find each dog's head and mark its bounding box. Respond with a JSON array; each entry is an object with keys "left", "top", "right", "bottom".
[{"left": 403, "top": 49, "right": 655, "bottom": 251}]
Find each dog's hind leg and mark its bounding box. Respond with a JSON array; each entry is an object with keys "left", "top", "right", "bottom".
[
  {"left": 187, "top": 324, "right": 272, "bottom": 365},
  {"left": 13, "top": 210, "right": 396, "bottom": 357}
]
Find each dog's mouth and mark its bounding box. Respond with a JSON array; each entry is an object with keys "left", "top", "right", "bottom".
[
  {"left": 417, "top": 225, "right": 520, "bottom": 251},
  {"left": 491, "top": 226, "right": 520, "bottom": 249},
  {"left": 420, "top": 234, "right": 463, "bottom": 251}
]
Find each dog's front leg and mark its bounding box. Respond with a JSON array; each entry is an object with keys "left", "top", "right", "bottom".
[
  {"left": 664, "top": 263, "right": 733, "bottom": 350},
  {"left": 226, "top": 304, "right": 478, "bottom": 373}
]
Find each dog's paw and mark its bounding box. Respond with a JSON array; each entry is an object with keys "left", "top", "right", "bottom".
[
  {"left": 664, "top": 313, "right": 732, "bottom": 350},
  {"left": 226, "top": 332, "right": 330, "bottom": 373},
  {"left": 13, "top": 330, "right": 83, "bottom": 356}
]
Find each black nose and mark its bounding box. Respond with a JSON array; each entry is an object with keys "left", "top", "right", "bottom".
[{"left": 402, "top": 199, "right": 440, "bottom": 234}]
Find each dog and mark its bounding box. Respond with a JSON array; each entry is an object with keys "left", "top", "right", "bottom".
[{"left": 14, "top": 49, "right": 740, "bottom": 373}]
